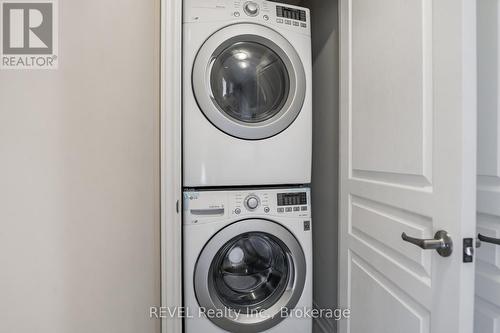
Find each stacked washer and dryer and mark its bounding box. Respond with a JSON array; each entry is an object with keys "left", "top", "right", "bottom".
[{"left": 182, "top": 0, "right": 312, "bottom": 332}]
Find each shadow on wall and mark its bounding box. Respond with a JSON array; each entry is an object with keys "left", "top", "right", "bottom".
[
  {"left": 310, "top": 0, "right": 340, "bottom": 332},
  {"left": 310, "top": 0, "right": 337, "bottom": 61}
]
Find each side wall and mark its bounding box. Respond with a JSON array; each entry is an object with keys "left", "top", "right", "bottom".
[
  {"left": 0, "top": 1, "right": 161, "bottom": 332},
  {"left": 310, "top": 0, "right": 339, "bottom": 332}
]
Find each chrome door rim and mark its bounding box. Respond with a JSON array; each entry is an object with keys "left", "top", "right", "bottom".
[
  {"left": 194, "top": 219, "right": 306, "bottom": 333},
  {"left": 192, "top": 23, "right": 306, "bottom": 140}
]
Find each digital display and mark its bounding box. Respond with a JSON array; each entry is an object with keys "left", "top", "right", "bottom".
[
  {"left": 277, "top": 192, "right": 307, "bottom": 206},
  {"left": 276, "top": 5, "right": 306, "bottom": 22}
]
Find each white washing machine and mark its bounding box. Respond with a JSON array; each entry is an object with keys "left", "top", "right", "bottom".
[
  {"left": 183, "top": 0, "right": 312, "bottom": 187},
  {"left": 183, "top": 187, "right": 312, "bottom": 333}
]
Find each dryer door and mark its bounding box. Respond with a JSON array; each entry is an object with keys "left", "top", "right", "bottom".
[
  {"left": 194, "top": 219, "right": 306, "bottom": 332},
  {"left": 192, "top": 23, "right": 306, "bottom": 140}
]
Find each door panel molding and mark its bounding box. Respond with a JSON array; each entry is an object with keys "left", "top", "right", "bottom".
[
  {"left": 350, "top": 195, "right": 433, "bottom": 277},
  {"left": 349, "top": 253, "right": 430, "bottom": 333},
  {"left": 349, "top": 0, "right": 433, "bottom": 183},
  {"left": 351, "top": 169, "right": 432, "bottom": 189}
]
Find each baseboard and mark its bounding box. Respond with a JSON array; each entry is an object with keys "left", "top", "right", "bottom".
[{"left": 313, "top": 301, "right": 336, "bottom": 333}]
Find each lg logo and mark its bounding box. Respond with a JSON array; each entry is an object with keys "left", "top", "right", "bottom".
[{"left": 1, "top": 0, "right": 58, "bottom": 69}]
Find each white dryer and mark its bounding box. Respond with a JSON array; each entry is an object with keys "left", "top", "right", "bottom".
[
  {"left": 183, "top": 187, "right": 312, "bottom": 333},
  {"left": 183, "top": 0, "right": 312, "bottom": 187}
]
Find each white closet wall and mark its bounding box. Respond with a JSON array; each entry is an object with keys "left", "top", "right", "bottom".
[{"left": 0, "top": 1, "right": 161, "bottom": 332}]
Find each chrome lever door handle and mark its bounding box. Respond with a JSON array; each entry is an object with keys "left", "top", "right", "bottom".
[
  {"left": 478, "top": 234, "right": 500, "bottom": 246},
  {"left": 401, "top": 230, "right": 453, "bottom": 257}
]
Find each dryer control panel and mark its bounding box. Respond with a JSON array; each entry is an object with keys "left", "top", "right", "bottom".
[
  {"left": 183, "top": 0, "right": 311, "bottom": 35},
  {"left": 183, "top": 187, "right": 311, "bottom": 225}
]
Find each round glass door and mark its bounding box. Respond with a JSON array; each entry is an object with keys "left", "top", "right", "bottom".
[
  {"left": 194, "top": 219, "right": 306, "bottom": 332},
  {"left": 210, "top": 232, "right": 291, "bottom": 312},
  {"left": 210, "top": 42, "right": 290, "bottom": 124},
  {"left": 192, "top": 24, "right": 306, "bottom": 140}
]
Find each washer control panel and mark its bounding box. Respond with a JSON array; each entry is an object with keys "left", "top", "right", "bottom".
[
  {"left": 183, "top": 187, "right": 311, "bottom": 224},
  {"left": 184, "top": 0, "right": 310, "bottom": 33}
]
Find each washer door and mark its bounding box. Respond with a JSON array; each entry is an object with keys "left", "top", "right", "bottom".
[
  {"left": 194, "top": 219, "right": 306, "bottom": 333},
  {"left": 192, "top": 23, "right": 306, "bottom": 140}
]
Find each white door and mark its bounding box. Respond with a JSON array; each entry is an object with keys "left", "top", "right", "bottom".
[
  {"left": 338, "top": 0, "right": 477, "bottom": 332},
  {"left": 475, "top": 0, "right": 500, "bottom": 331}
]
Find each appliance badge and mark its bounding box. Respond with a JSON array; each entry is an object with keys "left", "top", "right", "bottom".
[{"left": 303, "top": 221, "right": 311, "bottom": 231}]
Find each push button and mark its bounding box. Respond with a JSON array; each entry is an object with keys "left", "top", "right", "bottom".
[
  {"left": 293, "top": 206, "right": 300, "bottom": 211},
  {"left": 285, "top": 207, "right": 292, "bottom": 212},
  {"left": 277, "top": 208, "right": 284, "bottom": 213},
  {"left": 301, "top": 206, "right": 308, "bottom": 211}
]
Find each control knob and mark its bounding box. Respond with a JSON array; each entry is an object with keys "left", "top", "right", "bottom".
[
  {"left": 244, "top": 194, "right": 260, "bottom": 210},
  {"left": 244, "top": 1, "right": 259, "bottom": 16}
]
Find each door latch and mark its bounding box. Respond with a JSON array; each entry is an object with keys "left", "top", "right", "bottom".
[{"left": 463, "top": 238, "right": 474, "bottom": 263}]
